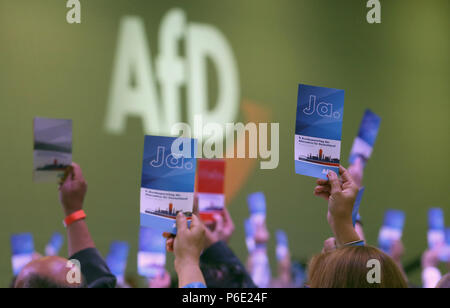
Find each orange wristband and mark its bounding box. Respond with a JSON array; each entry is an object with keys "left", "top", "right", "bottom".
[{"left": 63, "top": 210, "right": 86, "bottom": 227}]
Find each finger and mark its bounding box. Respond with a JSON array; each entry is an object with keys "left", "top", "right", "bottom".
[
  {"left": 214, "top": 214, "right": 224, "bottom": 232},
  {"left": 222, "top": 207, "right": 235, "bottom": 230},
  {"left": 222, "top": 207, "right": 232, "bottom": 224},
  {"left": 71, "top": 162, "right": 84, "bottom": 181},
  {"left": 314, "top": 191, "right": 330, "bottom": 200},
  {"left": 339, "top": 165, "right": 353, "bottom": 184},
  {"left": 204, "top": 221, "right": 215, "bottom": 229},
  {"left": 318, "top": 178, "right": 343, "bottom": 186},
  {"left": 191, "top": 215, "right": 206, "bottom": 241},
  {"left": 327, "top": 171, "right": 342, "bottom": 195},
  {"left": 59, "top": 166, "right": 73, "bottom": 186},
  {"left": 314, "top": 185, "right": 330, "bottom": 193},
  {"left": 203, "top": 222, "right": 215, "bottom": 239},
  {"left": 166, "top": 237, "right": 174, "bottom": 252},
  {"left": 190, "top": 213, "right": 203, "bottom": 230},
  {"left": 176, "top": 212, "right": 188, "bottom": 233},
  {"left": 192, "top": 196, "right": 199, "bottom": 216},
  {"left": 162, "top": 232, "right": 174, "bottom": 239},
  {"left": 316, "top": 178, "right": 329, "bottom": 186}
]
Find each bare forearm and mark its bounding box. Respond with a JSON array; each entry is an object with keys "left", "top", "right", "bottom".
[
  {"left": 355, "top": 222, "right": 366, "bottom": 242},
  {"left": 176, "top": 261, "right": 206, "bottom": 288},
  {"left": 66, "top": 219, "right": 95, "bottom": 256},
  {"left": 330, "top": 219, "right": 361, "bottom": 247}
]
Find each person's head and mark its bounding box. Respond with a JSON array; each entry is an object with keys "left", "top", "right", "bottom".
[
  {"left": 14, "top": 256, "right": 86, "bottom": 288},
  {"left": 308, "top": 245, "right": 408, "bottom": 288},
  {"left": 436, "top": 273, "right": 450, "bottom": 288},
  {"left": 200, "top": 262, "right": 254, "bottom": 288}
]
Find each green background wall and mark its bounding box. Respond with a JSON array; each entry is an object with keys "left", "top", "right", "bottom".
[{"left": 0, "top": 0, "right": 449, "bottom": 287}]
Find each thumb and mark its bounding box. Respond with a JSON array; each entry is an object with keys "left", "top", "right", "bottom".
[{"left": 327, "top": 171, "right": 341, "bottom": 195}]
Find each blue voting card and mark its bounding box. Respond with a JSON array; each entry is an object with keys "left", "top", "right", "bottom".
[
  {"left": 352, "top": 187, "right": 365, "bottom": 227},
  {"left": 140, "top": 135, "right": 197, "bottom": 234},
  {"left": 138, "top": 227, "right": 166, "bottom": 279},
  {"left": 276, "top": 230, "right": 289, "bottom": 261},
  {"left": 247, "top": 192, "right": 266, "bottom": 217},
  {"left": 244, "top": 219, "right": 256, "bottom": 253},
  {"left": 291, "top": 261, "right": 307, "bottom": 288},
  {"left": 439, "top": 228, "right": 450, "bottom": 262},
  {"left": 295, "top": 84, "right": 345, "bottom": 179},
  {"left": 428, "top": 208, "right": 445, "bottom": 249},
  {"left": 45, "top": 232, "right": 64, "bottom": 256},
  {"left": 349, "top": 109, "right": 381, "bottom": 165},
  {"left": 11, "top": 233, "right": 35, "bottom": 276},
  {"left": 247, "top": 192, "right": 267, "bottom": 230},
  {"left": 106, "top": 241, "right": 129, "bottom": 281},
  {"left": 247, "top": 193, "right": 268, "bottom": 250},
  {"left": 378, "top": 210, "right": 405, "bottom": 254}
]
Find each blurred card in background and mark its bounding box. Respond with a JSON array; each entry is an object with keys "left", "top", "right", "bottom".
[
  {"left": 138, "top": 227, "right": 166, "bottom": 279},
  {"left": 140, "top": 136, "right": 197, "bottom": 234},
  {"left": 247, "top": 192, "right": 266, "bottom": 225},
  {"left": 106, "top": 241, "right": 130, "bottom": 284},
  {"left": 246, "top": 192, "right": 271, "bottom": 287},
  {"left": 291, "top": 261, "right": 307, "bottom": 288},
  {"left": 378, "top": 210, "right": 405, "bottom": 254},
  {"left": 197, "top": 159, "right": 226, "bottom": 222},
  {"left": 428, "top": 208, "right": 445, "bottom": 249},
  {"left": 45, "top": 232, "right": 64, "bottom": 256},
  {"left": 33, "top": 117, "right": 72, "bottom": 182},
  {"left": 439, "top": 228, "right": 450, "bottom": 262},
  {"left": 295, "top": 84, "right": 345, "bottom": 179},
  {"left": 244, "top": 219, "right": 255, "bottom": 253},
  {"left": 10, "top": 233, "right": 34, "bottom": 276},
  {"left": 275, "top": 230, "right": 289, "bottom": 262},
  {"left": 352, "top": 187, "right": 365, "bottom": 227},
  {"left": 349, "top": 109, "right": 381, "bottom": 165}
]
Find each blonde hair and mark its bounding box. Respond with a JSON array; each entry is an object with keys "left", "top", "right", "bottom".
[{"left": 308, "top": 245, "right": 408, "bottom": 288}]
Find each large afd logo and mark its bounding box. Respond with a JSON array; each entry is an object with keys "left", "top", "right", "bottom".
[
  {"left": 104, "top": 8, "right": 278, "bottom": 203},
  {"left": 105, "top": 8, "right": 240, "bottom": 145}
]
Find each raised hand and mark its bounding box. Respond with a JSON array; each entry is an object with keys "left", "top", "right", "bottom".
[
  {"left": 165, "top": 213, "right": 206, "bottom": 288},
  {"left": 59, "top": 163, "right": 87, "bottom": 216},
  {"left": 204, "top": 208, "right": 236, "bottom": 247},
  {"left": 314, "top": 166, "right": 361, "bottom": 246}
]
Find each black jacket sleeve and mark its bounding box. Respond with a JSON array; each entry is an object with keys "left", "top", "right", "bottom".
[
  {"left": 69, "top": 248, "right": 116, "bottom": 288},
  {"left": 200, "top": 241, "right": 257, "bottom": 288}
]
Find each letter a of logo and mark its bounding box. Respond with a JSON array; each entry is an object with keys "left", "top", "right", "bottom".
[
  {"left": 66, "top": 259, "right": 82, "bottom": 284},
  {"left": 66, "top": 0, "right": 81, "bottom": 24},
  {"left": 366, "top": 259, "right": 381, "bottom": 284}
]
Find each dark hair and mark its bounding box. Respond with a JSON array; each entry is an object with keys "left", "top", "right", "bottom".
[
  {"left": 201, "top": 262, "right": 254, "bottom": 288},
  {"left": 308, "top": 245, "right": 408, "bottom": 288},
  {"left": 19, "top": 274, "right": 87, "bottom": 288}
]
